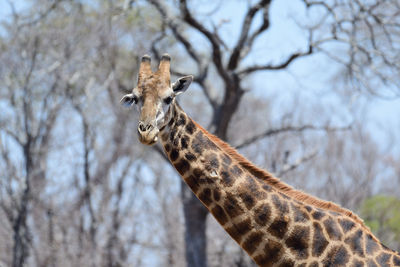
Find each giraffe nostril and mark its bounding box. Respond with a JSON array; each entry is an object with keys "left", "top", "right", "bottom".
[
  {"left": 138, "top": 122, "right": 146, "bottom": 132},
  {"left": 138, "top": 122, "right": 154, "bottom": 133}
]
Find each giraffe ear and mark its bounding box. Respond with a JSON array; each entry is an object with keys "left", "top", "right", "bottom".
[
  {"left": 172, "top": 75, "right": 193, "bottom": 95},
  {"left": 120, "top": 93, "right": 136, "bottom": 108}
]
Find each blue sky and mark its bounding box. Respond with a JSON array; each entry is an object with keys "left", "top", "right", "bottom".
[
  {"left": 0, "top": 1, "right": 26, "bottom": 19},
  {"left": 1, "top": 0, "right": 399, "bottom": 264},
  {"left": 1, "top": 0, "right": 399, "bottom": 152},
  {"left": 190, "top": 0, "right": 400, "bottom": 153}
]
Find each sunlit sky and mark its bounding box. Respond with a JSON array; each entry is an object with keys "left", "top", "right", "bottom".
[
  {"left": 1, "top": 0, "right": 399, "bottom": 152},
  {"left": 184, "top": 0, "right": 400, "bottom": 154},
  {"left": 1, "top": 1, "right": 399, "bottom": 265}
]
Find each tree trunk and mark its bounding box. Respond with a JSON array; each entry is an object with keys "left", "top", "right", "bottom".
[
  {"left": 180, "top": 81, "right": 244, "bottom": 266},
  {"left": 213, "top": 83, "right": 244, "bottom": 140},
  {"left": 13, "top": 142, "right": 32, "bottom": 267},
  {"left": 181, "top": 181, "right": 208, "bottom": 267}
]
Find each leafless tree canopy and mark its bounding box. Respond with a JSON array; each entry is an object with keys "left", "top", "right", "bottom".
[
  {"left": 0, "top": 0, "right": 399, "bottom": 266},
  {"left": 303, "top": 0, "right": 400, "bottom": 98}
]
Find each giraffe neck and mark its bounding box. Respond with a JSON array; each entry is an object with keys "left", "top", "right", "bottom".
[{"left": 160, "top": 102, "right": 400, "bottom": 266}]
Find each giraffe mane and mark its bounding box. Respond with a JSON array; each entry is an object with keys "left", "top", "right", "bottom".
[{"left": 192, "top": 121, "right": 376, "bottom": 236}]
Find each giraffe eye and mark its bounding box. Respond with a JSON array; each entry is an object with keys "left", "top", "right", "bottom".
[
  {"left": 132, "top": 95, "right": 139, "bottom": 104},
  {"left": 164, "top": 96, "right": 173, "bottom": 105}
]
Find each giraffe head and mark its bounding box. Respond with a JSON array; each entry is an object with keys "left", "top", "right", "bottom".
[{"left": 121, "top": 54, "right": 193, "bottom": 145}]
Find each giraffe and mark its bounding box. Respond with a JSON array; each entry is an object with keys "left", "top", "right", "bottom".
[{"left": 121, "top": 54, "right": 400, "bottom": 266}]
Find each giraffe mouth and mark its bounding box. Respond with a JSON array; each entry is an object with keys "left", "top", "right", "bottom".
[{"left": 138, "top": 129, "right": 159, "bottom": 146}]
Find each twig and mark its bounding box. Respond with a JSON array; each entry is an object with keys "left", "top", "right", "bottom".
[
  {"left": 277, "top": 149, "right": 318, "bottom": 177},
  {"left": 235, "top": 124, "right": 351, "bottom": 149}
]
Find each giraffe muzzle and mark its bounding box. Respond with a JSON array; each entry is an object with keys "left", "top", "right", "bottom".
[{"left": 137, "top": 121, "right": 159, "bottom": 145}]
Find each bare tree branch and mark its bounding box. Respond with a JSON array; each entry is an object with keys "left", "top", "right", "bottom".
[
  {"left": 227, "top": 0, "right": 271, "bottom": 70},
  {"left": 235, "top": 124, "right": 351, "bottom": 149},
  {"left": 238, "top": 42, "right": 313, "bottom": 76},
  {"left": 179, "top": 0, "right": 231, "bottom": 84},
  {"left": 277, "top": 149, "right": 318, "bottom": 177},
  {"left": 149, "top": 0, "right": 216, "bottom": 110},
  {"left": 17, "top": 0, "right": 62, "bottom": 28},
  {"left": 149, "top": 0, "right": 202, "bottom": 66}
]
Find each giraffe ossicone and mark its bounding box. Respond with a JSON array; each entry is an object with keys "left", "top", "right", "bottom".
[{"left": 121, "top": 54, "right": 400, "bottom": 266}]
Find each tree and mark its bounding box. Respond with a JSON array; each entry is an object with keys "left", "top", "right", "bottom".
[
  {"left": 361, "top": 195, "right": 400, "bottom": 251},
  {"left": 0, "top": 1, "right": 162, "bottom": 265},
  {"left": 145, "top": 0, "right": 400, "bottom": 266},
  {"left": 303, "top": 0, "right": 400, "bottom": 98},
  {"left": 1, "top": 0, "right": 399, "bottom": 266}
]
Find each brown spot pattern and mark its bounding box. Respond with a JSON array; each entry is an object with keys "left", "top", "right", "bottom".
[
  {"left": 168, "top": 117, "right": 174, "bottom": 127},
  {"left": 198, "top": 188, "right": 212, "bottom": 206},
  {"left": 254, "top": 203, "right": 271, "bottom": 226},
  {"left": 268, "top": 216, "right": 288, "bottom": 239},
  {"left": 223, "top": 192, "right": 245, "bottom": 218},
  {"left": 169, "top": 128, "right": 177, "bottom": 142},
  {"left": 345, "top": 229, "right": 365, "bottom": 257},
  {"left": 198, "top": 177, "right": 214, "bottom": 185},
  {"left": 173, "top": 136, "right": 179, "bottom": 146},
  {"left": 161, "top": 132, "right": 169, "bottom": 142},
  {"left": 236, "top": 218, "right": 253, "bottom": 235},
  {"left": 322, "top": 245, "right": 350, "bottom": 267},
  {"left": 225, "top": 226, "right": 239, "bottom": 241},
  {"left": 312, "top": 210, "right": 326, "bottom": 220},
  {"left": 338, "top": 218, "right": 356, "bottom": 233},
  {"left": 393, "top": 255, "right": 400, "bottom": 266},
  {"left": 351, "top": 259, "right": 364, "bottom": 267},
  {"left": 191, "top": 132, "right": 205, "bottom": 154},
  {"left": 184, "top": 152, "right": 196, "bottom": 161},
  {"left": 366, "top": 234, "right": 379, "bottom": 255},
  {"left": 220, "top": 171, "right": 234, "bottom": 187},
  {"left": 262, "top": 184, "right": 272, "bottom": 192},
  {"left": 238, "top": 188, "right": 256, "bottom": 210},
  {"left": 254, "top": 240, "right": 283, "bottom": 266},
  {"left": 181, "top": 135, "right": 189, "bottom": 149},
  {"left": 193, "top": 168, "right": 202, "bottom": 177},
  {"left": 185, "top": 120, "right": 196, "bottom": 135},
  {"left": 213, "top": 188, "right": 221, "bottom": 202},
  {"left": 376, "top": 252, "right": 392, "bottom": 267},
  {"left": 285, "top": 225, "right": 310, "bottom": 259},
  {"left": 176, "top": 113, "right": 186, "bottom": 126},
  {"left": 207, "top": 153, "right": 219, "bottom": 170},
  {"left": 221, "top": 153, "right": 232, "bottom": 165},
  {"left": 192, "top": 131, "right": 218, "bottom": 153},
  {"left": 278, "top": 258, "right": 294, "bottom": 267},
  {"left": 272, "top": 194, "right": 289, "bottom": 215},
  {"left": 241, "top": 230, "right": 263, "bottom": 254},
  {"left": 184, "top": 175, "right": 199, "bottom": 193},
  {"left": 211, "top": 205, "right": 228, "bottom": 225},
  {"left": 312, "top": 221, "right": 329, "bottom": 257},
  {"left": 169, "top": 148, "right": 179, "bottom": 162},
  {"left": 291, "top": 203, "right": 310, "bottom": 222},
  {"left": 367, "top": 259, "right": 378, "bottom": 267},
  {"left": 159, "top": 107, "right": 400, "bottom": 267},
  {"left": 279, "top": 192, "right": 290, "bottom": 200},
  {"left": 231, "top": 165, "right": 243, "bottom": 176},
  {"left": 164, "top": 143, "right": 171, "bottom": 152},
  {"left": 174, "top": 159, "right": 190, "bottom": 175},
  {"left": 243, "top": 176, "right": 268, "bottom": 200},
  {"left": 323, "top": 217, "right": 343, "bottom": 241}
]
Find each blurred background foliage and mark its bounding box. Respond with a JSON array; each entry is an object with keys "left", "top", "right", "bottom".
[
  {"left": 0, "top": 0, "right": 399, "bottom": 266},
  {"left": 362, "top": 195, "right": 400, "bottom": 247}
]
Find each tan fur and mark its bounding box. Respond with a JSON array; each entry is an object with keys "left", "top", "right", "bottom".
[
  {"left": 139, "top": 56, "right": 153, "bottom": 83},
  {"left": 192, "top": 121, "right": 378, "bottom": 239},
  {"left": 157, "top": 55, "right": 171, "bottom": 83}
]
